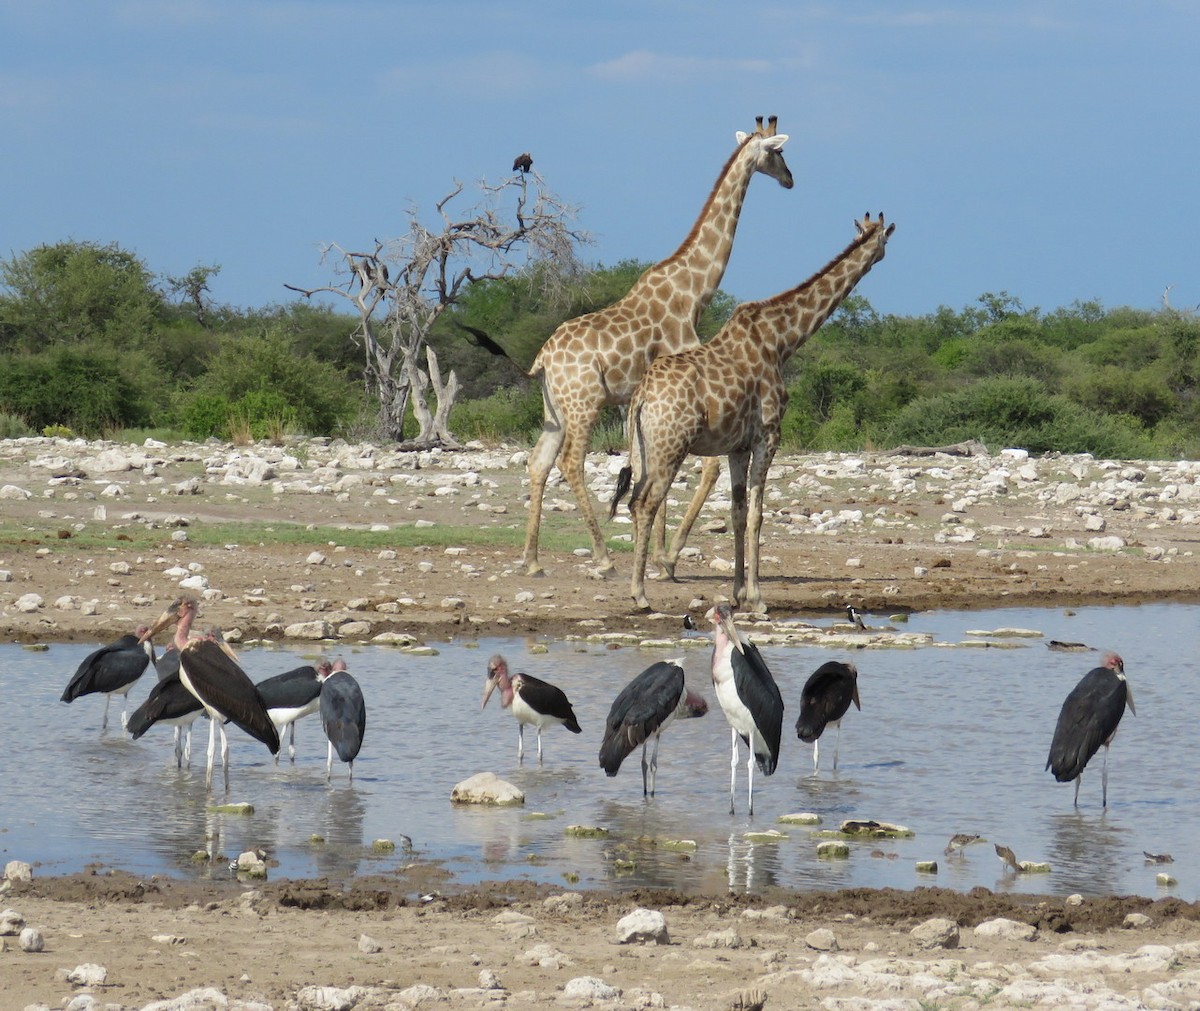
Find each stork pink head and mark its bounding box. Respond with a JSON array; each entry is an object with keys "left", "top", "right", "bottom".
[
  {"left": 482, "top": 654, "right": 514, "bottom": 711},
  {"left": 1103, "top": 652, "right": 1124, "bottom": 675}
]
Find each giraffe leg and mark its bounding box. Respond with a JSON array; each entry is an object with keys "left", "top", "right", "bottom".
[
  {"left": 560, "top": 422, "right": 615, "bottom": 574},
  {"left": 521, "top": 411, "right": 565, "bottom": 576},
  {"left": 662, "top": 456, "right": 721, "bottom": 577},
  {"left": 742, "top": 442, "right": 776, "bottom": 613},
  {"left": 728, "top": 452, "right": 751, "bottom": 607},
  {"left": 629, "top": 468, "right": 676, "bottom": 609},
  {"left": 649, "top": 501, "right": 669, "bottom": 577}
]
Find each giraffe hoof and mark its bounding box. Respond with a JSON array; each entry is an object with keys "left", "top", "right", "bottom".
[{"left": 523, "top": 562, "right": 546, "bottom": 577}]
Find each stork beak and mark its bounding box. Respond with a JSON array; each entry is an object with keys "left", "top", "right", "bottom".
[
  {"left": 1125, "top": 686, "right": 1136, "bottom": 717},
  {"left": 139, "top": 600, "right": 181, "bottom": 643},
  {"left": 712, "top": 606, "right": 746, "bottom": 655},
  {"left": 481, "top": 676, "right": 498, "bottom": 711}
]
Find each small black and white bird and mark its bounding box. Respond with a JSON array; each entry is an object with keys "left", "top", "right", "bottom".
[
  {"left": 1046, "top": 652, "right": 1135, "bottom": 807},
  {"left": 599, "top": 659, "right": 708, "bottom": 796},
  {"left": 60, "top": 628, "right": 156, "bottom": 731},
  {"left": 706, "top": 603, "right": 784, "bottom": 815},
  {"left": 139, "top": 597, "right": 279, "bottom": 791},
  {"left": 846, "top": 605, "right": 867, "bottom": 631},
  {"left": 795, "top": 660, "right": 861, "bottom": 772},
  {"left": 256, "top": 660, "right": 331, "bottom": 764},
  {"left": 319, "top": 659, "right": 366, "bottom": 782},
  {"left": 482, "top": 654, "right": 582, "bottom": 764}
]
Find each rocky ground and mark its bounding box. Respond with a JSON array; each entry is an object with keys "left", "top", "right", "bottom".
[{"left": 3, "top": 435, "right": 1200, "bottom": 1009}]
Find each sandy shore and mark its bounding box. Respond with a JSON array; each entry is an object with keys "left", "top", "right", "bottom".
[{"left": 3, "top": 437, "right": 1200, "bottom": 1009}]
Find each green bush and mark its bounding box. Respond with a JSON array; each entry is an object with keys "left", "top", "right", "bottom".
[
  {"left": 0, "top": 412, "right": 33, "bottom": 438},
  {"left": 450, "top": 385, "right": 544, "bottom": 443}
]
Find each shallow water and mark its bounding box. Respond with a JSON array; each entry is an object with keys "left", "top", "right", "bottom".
[{"left": 4, "top": 603, "right": 1196, "bottom": 898}]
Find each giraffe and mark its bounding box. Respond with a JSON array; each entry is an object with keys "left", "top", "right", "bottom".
[
  {"left": 611, "top": 212, "right": 896, "bottom": 612},
  {"left": 520, "top": 117, "right": 794, "bottom": 577}
]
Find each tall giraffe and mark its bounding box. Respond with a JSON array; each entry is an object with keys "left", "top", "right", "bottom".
[
  {"left": 612, "top": 212, "right": 896, "bottom": 612},
  {"left": 520, "top": 117, "right": 794, "bottom": 576}
]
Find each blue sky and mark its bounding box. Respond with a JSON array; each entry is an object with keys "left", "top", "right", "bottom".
[{"left": 4, "top": 1, "right": 1197, "bottom": 320}]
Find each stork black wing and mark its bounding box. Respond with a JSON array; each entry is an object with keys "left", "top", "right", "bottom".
[
  {"left": 61, "top": 634, "right": 149, "bottom": 701},
  {"left": 256, "top": 666, "right": 322, "bottom": 709},
  {"left": 599, "top": 661, "right": 684, "bottom": 776},
  {"left": 181, "top": 641, "right": 280, "bottom": 753},
  {"left": 127, "top": 675, "right": 202, "bottom": 738},
  {"left": 1046, "top": 666, "right": 1128, "bottom": 782},
  {"left": 796, "top": 661, "right": 857, "bottom": 742},
  {"left": 516, "top": 673, "right": 582, "bottom": 733},
  {"left": 320, "top": 672, "right": 366, "bottom": 762},
  {"left": 731, "top": 640, "right": 784, "bottom": 775}
]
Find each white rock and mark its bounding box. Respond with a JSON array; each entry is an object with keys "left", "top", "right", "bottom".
[
  {"left": 0, "top": 484, "right": 32, "bottom": 500},
  {"left": 19, "top": 926, "right": 44, "bottom": 952},
  {"left": 5, "top": 861, "right": 32, "bottom": 882},
  {"left": 0, "top": 908, "right": 25, "bottom": 934},
  {"left": 616, "top": 907, "right": 669, "bottom": 945},
  {"left": 357, "top": 933, "right": 382, "bottom": 953},
  {"left": 306, "top": 551, "right": 327, "bottom": 565},
  {"left": 563, "top": 976, "right": 621, "bottom": 1000},
  {"left": 283, "top": 620, "right": 335, "bottom": 640},
  {"left": 178, "top": 574, "right": 209, "bottom": 590},
  {"left": 66, "top": 962, "right": 108, "bottom": 986},
  {"left": 520, "top": 942, "right": 573, "bottom": 969},
  {"left": 450, "top": 772, "right": 524, "bottom": 806},
  {"left": 974, "top": 917, "right": 1037, "bottom": 941},
  {"left": 1088, "top": 535, "right": 1127, "bottom": 551},
  {"left": 293, "top": 984, "right": 368, "bottom": 1010},
  {"left": 14, "top": 593, "right": 43, "bottom": 613},
  {"left": 910, "top": 917, "right": 959, "bottom": 949},
  {"left": 805, "top": 927, "right": 839, "bottom": 951}
]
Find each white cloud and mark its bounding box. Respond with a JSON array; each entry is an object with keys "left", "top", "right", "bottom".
[{"left": 590, "top": 50, "right": 772, "bottom": 84}]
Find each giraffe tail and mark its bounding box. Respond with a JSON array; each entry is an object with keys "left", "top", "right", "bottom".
[{"left": 609, "top": 465, "right": 632, "bottom": 520}]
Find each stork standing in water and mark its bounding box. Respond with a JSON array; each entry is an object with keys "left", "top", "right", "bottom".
[
  {"left": 319, "top": 659, "right": 366, "bottom": 782},
  {"left": 599, "top": 660, "right": 708, "bottom": 796},
  {"left": 704, "top": 603, "right": 784, "bottom": 815},
  {"left": 482, "top": 654, "right": 582, "bottom": 764},
  {"left": 60, "top": 628, "right": 156, "bottom": 731},
  {"left": 126, "top": 642, "right": 204, "bottom": 768},
  {"left": 256, "top": 660, "right": 331, "bottom": 763},
  {"left": 795, "top": 660, "right": 861, "bottom": 772},
  {"left": 1046, "top": 652, "right": 1134, "bottom": 807},
  {"left": 139, "top": 597, "right": 279, "bottom": 791}
]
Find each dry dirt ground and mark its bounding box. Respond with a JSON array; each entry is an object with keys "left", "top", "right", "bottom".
[{"left": 3, "top": 439, "right": 1200, "bottom": 1008}]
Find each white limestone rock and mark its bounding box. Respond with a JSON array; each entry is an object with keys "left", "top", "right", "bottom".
[
  {"left": 616, "top": 907, "right": 669, "bottom": 945},
  {"left": 910, "top": 917, "right": 959, "bottom": 949},
  {"left": 450, "top": 772, "right": 524, "bottom": 806},
  {"left": 563, "top": 976, "right": 621, "bottom": 1000},
  {"left": 974, "top": 917, "right": 1037, "bottom": 941}
]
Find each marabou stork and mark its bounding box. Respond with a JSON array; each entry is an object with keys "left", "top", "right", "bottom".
[
  {"left": 319, "top": 659, "right": 366, "bottom": 782},
  {"left": 598, "top": 659, "right": 708, "bottom": 796},
  {"left": 256, "top": 660, "right": 331, "bottom": 763},
  {"left": 126, "top": 643, "right": 204, "bottom": 768},
  {"left": 795, "top": 661, "right": 861, "bottom": 772},
  {"left": 705, "top": 603, "right": 784, "bottom": 815},
  {"left": 60, "top": 627, "right": 156, "bottom": 731},
  {"left": 139, "top": 597, "right": 279, "bottom": 791},
  {"left": 482, "top": 654, "right": 582, "bottom": 764},
  {"left": 1046, "top": 652, "right": 1135, "bottom": 807}
]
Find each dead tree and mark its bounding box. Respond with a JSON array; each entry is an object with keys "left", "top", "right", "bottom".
[{"left": 287, "top": 172, "right": 587, "bottom": 447}]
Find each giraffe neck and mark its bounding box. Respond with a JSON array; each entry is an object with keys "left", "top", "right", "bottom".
[
  {"left": 747, "top": 226, "right": 889, "bottom": 363},
  {"left": 650, "top": 139, "right": 762, "bottom": 318}
]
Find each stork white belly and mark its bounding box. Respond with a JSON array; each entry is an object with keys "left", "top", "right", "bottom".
[
  {"left": 268, "top": 698, "right": 320, "bottom": 731},
  {"left": 512, "top": 692, "right": 562, "bottom": 730},
  {"left": 715, "top": 677, "right": 770, "bottom": 754}
]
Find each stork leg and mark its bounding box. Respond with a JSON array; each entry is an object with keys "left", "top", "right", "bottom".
[
  {"left": 813, "top": 738, "right": 820, "bottom": 773},
  {"left": 289, "top": 722, "right": 297, "bottom": 763},
  {"left": 1073, "top": 773, "right": 1082, "bottom": 807},
  {"left": 536, "top": 726, "right": 544, "bottom": 764},
  {"left": 746, "top": 749, "right": 755, "bottom": 817},
  {"left": 101, "top": 695, "right": 112, "bottom": 732},
  {"left": 640, "top": 743, "right": 650, "bottom": 797},
  {"left": 119, "top": 700, "right": 129, "bottom": 731},
  {"left": 517, "top": 724, "right": 525, "bottom": 764},
  {"left": 648, "top": 733, "right": 662, "bottom": 797},
  {"left": 728, "top": 728, "right": 738, "bottom": 815},
  {"left": 219, "top": 722, "right": 230, "bottom": 793},
  {"left": 1101, "top": 745, "right": 1110, "bottom": 808},
  {"left": 326, "top": 740, "right": 334, "bottom": 781},
  {"left": 832, "top": 722, "right": 842, "bottom": 771},
  {"left": 348, "top": 759, "right": 354, "bottom": 784},
  {"left": 205, "top": 718, "right": 217, "bottom": 790},
  {"left": 173, "top": 726, "right": 184, "bottom": 768},
  {"left": 184, "top": 724, "right": 192, "bottom": 768}
]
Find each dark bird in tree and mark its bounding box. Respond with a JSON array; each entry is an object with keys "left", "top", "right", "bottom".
[
  {"left": 512, "top": 152, "right": 533, "bottom": 174},
  {"left": 256, "top": 660, "right": 332, "bottom": 764},
  {"left": 140, "top": 597, "right": 279, "bottom": 792},
  {"left": 1046, "top": 652, "right": 1135, "bottom": 807},
  {"left": 319, "top": 659, "right": 366, "bottom": 782},
  {"left": 599, "top": 659, "right": 708, "bottom": 796},
  {"left": 126, "top": 643, "right": 204, "bottom": 768},
  {"left": 61, "top": 629, "right": 156, "bottom": 731},
  {"left": 795, "top": 660, "right": 861, "bottom": 772},
  {"left": 482, "top": 654, "right": 581, "bottom": 764},
  {"left": 706, "top": 603, "right": 784, "bottom": 815},
  {"left": 451, "top": 320, "right": 515, "bottom": 362}
]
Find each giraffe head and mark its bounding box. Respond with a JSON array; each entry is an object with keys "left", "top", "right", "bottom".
[
  {"left": 854, "top": 212, "right": 896, "bottom": 265},
  {"left": 734, "top": 115, "right": 794, "bottom": 189}
]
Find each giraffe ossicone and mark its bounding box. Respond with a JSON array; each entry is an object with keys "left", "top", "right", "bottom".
[{"left": 520, "top": 118, "right": 794, "bottom": 578}]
